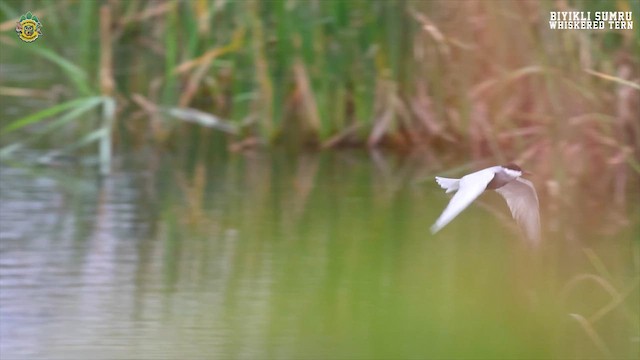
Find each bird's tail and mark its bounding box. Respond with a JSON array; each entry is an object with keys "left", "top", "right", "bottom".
[{"left": 435, "top": 177, "right": 460, "bottom": 194}]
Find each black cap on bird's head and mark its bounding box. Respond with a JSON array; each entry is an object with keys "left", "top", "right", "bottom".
[
  {"left": 503, "top": 163, "right": 522, "bottom": 172},
  {"left": 503, "top": 163, "right": 532, "bottom": 175}
]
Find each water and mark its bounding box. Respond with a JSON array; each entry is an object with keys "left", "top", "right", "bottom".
[{"left": 0, "top": 151, "right": 638, "bottom": 359}]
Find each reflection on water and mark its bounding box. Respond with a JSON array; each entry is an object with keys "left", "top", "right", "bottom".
[{"left": 0, "top": 152, "right": 638, "bottom": 359}]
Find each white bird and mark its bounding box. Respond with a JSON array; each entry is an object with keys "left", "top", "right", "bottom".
[{"left": 431, "top": 164, "right": 541, "bottom": 243}]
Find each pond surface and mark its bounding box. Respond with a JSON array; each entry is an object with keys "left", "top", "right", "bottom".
[{"left": 0, "top": 151, "right": 638, "bottom": 359}]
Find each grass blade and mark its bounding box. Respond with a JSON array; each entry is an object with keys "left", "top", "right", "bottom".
[
  {"left": 25, "top": 46, "right": 94, "bottom": 95},
  {"left": 163, "top": 107, "right": 238, "bottom": 134},
  {"left": 585, "top": 69, "right": 640, "bottom": 90},
  {"left": 0, "top": 96, "right": 105, "bottom": 158},
  {"left": 100, "top": 97, "right": 116, "bottom": 175},
  {"left": 1, "top": 97, "right": 103, "bottom": 135},
  {"left": 568, "top": 313, "right": 613, "bottom": 358}
]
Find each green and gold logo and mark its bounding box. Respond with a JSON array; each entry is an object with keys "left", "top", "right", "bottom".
[{"left": 15, "top": 12, "right": 42, "bottom": 43}]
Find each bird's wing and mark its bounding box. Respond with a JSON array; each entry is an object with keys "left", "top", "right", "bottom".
[
  {"left": 431, "top": 169, "right": 496, "bottom": 234},
  {"left": 495, "top": 177, "right": 541, "bottom": 243},
  {"left": 435, "top": 177, "right": 460, "bottom": 193}
]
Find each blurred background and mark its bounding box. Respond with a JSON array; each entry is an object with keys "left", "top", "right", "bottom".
[{"left": 0, "top": 0, "right": 639, "bottom": 359}]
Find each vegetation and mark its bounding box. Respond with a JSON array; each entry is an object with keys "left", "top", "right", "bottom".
[{"left": 0, "top": 0, "right": 638, "bottom": 181}]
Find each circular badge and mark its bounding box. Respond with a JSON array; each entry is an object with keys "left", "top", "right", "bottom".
[{"left": 16, "top": 12, "right": 42, "bottom": 43}]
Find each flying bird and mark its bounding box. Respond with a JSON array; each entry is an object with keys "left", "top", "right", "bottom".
[{"left": 431, "top": 164, "right": 540, "bottom": 243}]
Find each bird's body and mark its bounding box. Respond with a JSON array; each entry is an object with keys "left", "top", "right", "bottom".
[{"left": 431, "top": 164, "right": 540, "bottom": 243}]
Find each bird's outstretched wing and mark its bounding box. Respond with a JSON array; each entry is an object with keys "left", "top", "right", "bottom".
[
  {"left": 431, "top": 169, "right": 496, "bottom": 234},
  {"left": 495, "top": 177, "right": 541, "bottom": 243},
  {"left": 435, "top": 177, "right": 460, "bottom": 193}
]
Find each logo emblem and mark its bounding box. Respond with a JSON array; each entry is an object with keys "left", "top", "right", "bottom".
[{"left": 15, "top": 12, "right": 42, "bottom": 43}]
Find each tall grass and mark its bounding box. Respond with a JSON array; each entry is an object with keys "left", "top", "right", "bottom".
[
  {"left": 0, "top": 0, "right": 638, "bottom": 182},
  {"left": 1, "top": 1, "right": 116, "bottom": 173}
]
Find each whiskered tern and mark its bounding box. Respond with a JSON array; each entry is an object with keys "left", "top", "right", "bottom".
[{"left": 431, "top": 164, "right": 541, "bottom": 243}]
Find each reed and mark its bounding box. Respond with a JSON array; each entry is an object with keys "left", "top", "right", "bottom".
[{"left": 0, "top": 0, "right": 638, "bottom": 184}]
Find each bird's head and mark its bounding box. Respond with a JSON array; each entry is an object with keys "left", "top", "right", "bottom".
[{"left": 502, "top": 163, "right": 528, "bottom": 177}]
